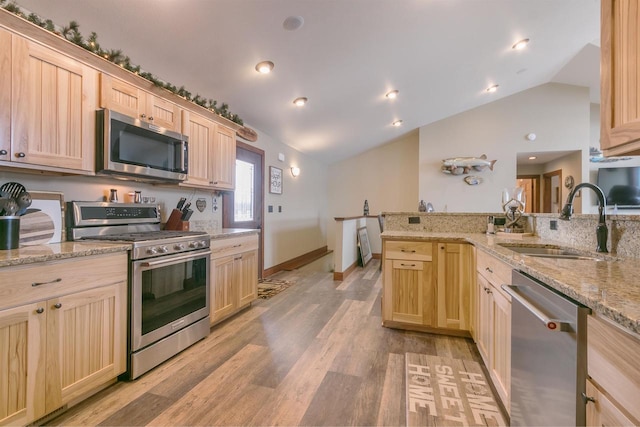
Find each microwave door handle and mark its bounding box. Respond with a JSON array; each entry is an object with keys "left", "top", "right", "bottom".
[
  {"left": 140, "top": 250, "right": 211, "bottom": 267},
  {"left": 180, "top": 140, "right": 187, "bottom": 171}
]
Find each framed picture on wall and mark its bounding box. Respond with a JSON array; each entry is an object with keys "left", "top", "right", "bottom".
[{"left": 269, "top": 166, "right": 283, "bottom": 194}]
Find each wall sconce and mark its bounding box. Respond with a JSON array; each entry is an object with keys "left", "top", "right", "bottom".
[{"left": 291, "top": 166, "right": 300, "bottom": 177}]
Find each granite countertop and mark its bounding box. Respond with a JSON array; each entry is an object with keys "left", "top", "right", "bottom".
[
  {"left": 209, "top": 228, "right": 260, "bottom": 239},
  {"left": 0, "top": 241, "right": 131, "bottom": 268},
  {"left": 382, "top": 230, "right": 640, "bottom": 335}
]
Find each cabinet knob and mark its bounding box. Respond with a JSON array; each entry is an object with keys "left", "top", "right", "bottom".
[
  {"left": 36, "top": 307, "right": 44, "bottom": 314},
  {"left": 149, "top": 116, "right": 154, "bottom": 121},
  {"left": 140, "top": 113, "right": 146, "bottom": 119},
  {"left": 53, "top": 303, "right": 62, "bottom": 309},
  {"left": 0, "top": 149, "right": 7, "bottom": 155},
  {"left": 485, "top": 267, "right": 493, "bottom": 273},
  {"left": 16, "top": 152, "right": 26, "bottom": 158},
  {"left": 581, "top": 392, "right": 596, "bottom": 404}
]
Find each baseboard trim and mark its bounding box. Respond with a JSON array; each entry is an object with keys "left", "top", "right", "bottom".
[
  {"left": 333, "top": 260, "right": 357, "bottom": 281},
  {"left": 264, "top": 246, "right": 332, "bottom": 277}
]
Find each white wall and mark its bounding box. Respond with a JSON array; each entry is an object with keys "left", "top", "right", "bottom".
[
  {"left": 418, "top": 83, "right": 591, "bottom": 212},
  {"left": 241, "top": 126, "right": 329, "bottom": 270},
  {"left": 326, "top": 130, "right": 419, "bottom": 253}
]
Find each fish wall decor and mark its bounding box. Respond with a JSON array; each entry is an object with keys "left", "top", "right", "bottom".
[{"left": 441, "top": 154, "right": 497, "bottom": 175}]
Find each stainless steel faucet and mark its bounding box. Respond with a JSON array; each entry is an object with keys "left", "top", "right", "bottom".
[{"left": 559, "top": 182, "right": 608, "bottom": 253}]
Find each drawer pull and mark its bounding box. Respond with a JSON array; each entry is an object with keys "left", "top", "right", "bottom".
[
  {"left": 581, "top": 392, "right": 596, "bottom": 404},
  {"left": 400, "top": 263, "right": 416, "bottom": 267},
  {"left": 53, "top": 303, "right": 62, "bottom": 309},
  {"left": 36, "top": 307, "right": 44, "bottom": 314},
  {"left": 401, "top": 249, "right": 416, "bottom": 253},
  {"left": 32, "top": 278, "right": 62, "bottom": 287},
  {"left": 233, "top": 244, "right": 242, "bottom": 248},
  {"left": 485, "top": 267, "right": 494, "bottom": 273}
]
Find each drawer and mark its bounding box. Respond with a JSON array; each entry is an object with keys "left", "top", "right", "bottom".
[
  {"left": 0, "top": 252, "right": 128, "bottom": 310},
  {"left": 588, "top": 315, "right": 640, "bottom": 423},
  {"left": 477, "top": 249, "right": 512, "bottom": 288},
  {"left": 384, "top": 240, "right": 433, "bottom": 261},
  {"left": 210, "top": 234, "right": 259, "bottom": 259}
]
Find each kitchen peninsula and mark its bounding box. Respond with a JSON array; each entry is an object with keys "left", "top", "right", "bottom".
[{"left": 381, "top": 211, "right": 640, "bottom": 424}]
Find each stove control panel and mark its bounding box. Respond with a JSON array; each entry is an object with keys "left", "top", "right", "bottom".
[{"left": 135, "top": 236, "right": 210, "bottom": 260}]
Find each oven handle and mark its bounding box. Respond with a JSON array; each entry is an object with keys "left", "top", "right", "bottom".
[
  {"left": 140, "top": 249, "right": 211, "bottom": 267},
  {"left": 501, "top": 284, "right": 572, "bottom": 332}
]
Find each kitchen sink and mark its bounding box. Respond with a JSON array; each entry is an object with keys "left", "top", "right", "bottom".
[{"left": 498, "top": 244, "right": 605, "bottom": 261}]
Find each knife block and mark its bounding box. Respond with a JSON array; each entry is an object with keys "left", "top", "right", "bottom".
[{"left": 164, "top": 209, "right": 189, "bottom": 231}]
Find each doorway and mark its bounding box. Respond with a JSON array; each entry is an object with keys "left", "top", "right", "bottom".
[
  {"left": 517, "top": 175, "right": 541, "bottom": 213},
  {"left": 223, "top": 141, "right": 265, "bottom": 279},
  {"left": 543, "top": 169, "right": 563, "bottom": 214}
]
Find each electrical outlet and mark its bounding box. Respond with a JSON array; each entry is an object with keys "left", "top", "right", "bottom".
[
  {"left": 408, "top": 216, "right": 420, "bottom": 224},
  {"left": 268, "top": 205, "right": 273, "bottom": 213},
  {"left": 550, "top": 220, "right": 558, "bottom": 230},
  {"left": 278, "top": 205, "right": 282, "bottom": 213}
]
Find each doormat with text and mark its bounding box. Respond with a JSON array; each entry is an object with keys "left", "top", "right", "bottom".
[
  {"left": 257, "top": 278, "right": 294, "bottom": 299},
  {"left": 405, "top": 353, "right": 506, "bottom": 427}
]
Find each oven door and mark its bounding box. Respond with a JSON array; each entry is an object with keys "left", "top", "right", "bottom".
[{"left": 131, "top": 248, "right": 210, "bottom": 351}]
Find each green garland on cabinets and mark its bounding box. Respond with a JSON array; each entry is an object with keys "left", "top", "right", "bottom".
[{"left": 0, "top": 0, "right": 243, "bottom": 125}]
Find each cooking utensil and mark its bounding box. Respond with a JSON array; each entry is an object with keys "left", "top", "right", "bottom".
[
  {"left": 0, "top": 182, "right": 26, "bottom": 199},
  {"left": 0, "top": 198, "right": 8, "bottom": 216},
  {"left": 2, "top": 199, "right": 19, "bottom": 216},
  {"left": 16, "top": 191, "right": 32, "bottom": 215}
]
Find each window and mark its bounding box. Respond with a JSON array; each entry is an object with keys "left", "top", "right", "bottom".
[{"left": 234, "top": 159, "right": 254, "bottom": 221}]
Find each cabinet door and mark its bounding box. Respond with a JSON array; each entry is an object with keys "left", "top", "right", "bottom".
[
  {"left": 46, "top": 282, "right": 126, "bottom": 410},
  {"left": 475, "top": 274, "right": 492, "bottom": 364},
  {"left": 490, "top": 285, "right": 511, "bottom": 411},
  {"left": 384, "top": 259, "right": 434, "bottom": 326},
  {"left": 100, "top": 73, "right": 144, "bottom": 119},
  {"left": 0, "top": 29, "right": 10, "bottom": 162},
  {"left": 237, "top": 250, "right": 258, "bottom": 308},
  {"left": 0, "top": 302, "right": 46, "bottom": 426},
  {"left": 210, "top": 255, "right": 237, "bottom": 324},
  {"left": 12, "top": 37, "right": 97, "bottom": 171},
  {"left": 601, "top": 1, "right": 640, "bottom": 155},
  {"left": 211, "top": 125, "right": 235, "bottom": 190},
  {"left": 146, "top": 95, "right": 181, "bottom": 132},
  {"left": 436, "top": 243, "right": 473, "bottom": 330},
  {"left": 586, "top": 379, "right": 637, "bottom": 427},
  {"left": 182, "top": 111, "right": 215, "bottom": 187}
]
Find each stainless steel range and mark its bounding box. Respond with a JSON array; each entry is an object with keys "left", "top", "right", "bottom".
[{"left": 67, "top": 201, "right": 211, "bottom": 379}]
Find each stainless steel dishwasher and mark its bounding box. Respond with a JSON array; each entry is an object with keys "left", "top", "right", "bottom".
[{"left": 502, "top": 270, "right": 590, "bottom": 426}]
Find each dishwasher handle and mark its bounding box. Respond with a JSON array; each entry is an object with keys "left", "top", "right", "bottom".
[{"left": 501, "top": 284, "right": 572, "bottom": 332}]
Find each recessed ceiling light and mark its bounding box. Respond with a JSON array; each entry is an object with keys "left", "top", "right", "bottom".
[
  {"left": 528, "top": 156, "right": 537, "bottom": 160},
  {"left": 255, "top": 61, "right": 274, "bottom": 74},
  {"left": 486, "top": 84, "right": 499, "bottom": 93},
  {"left": 392, "top": 120, "right": 403, "bottom": 127},
  {"left": 293, "top": 97, "right": 308, "bottom": 107},
  {"left": 385, "top": 90, "right": 399, "bottom": 99},
  {"left": 512, "top": 38, "right": 530, "bottom": 50}
]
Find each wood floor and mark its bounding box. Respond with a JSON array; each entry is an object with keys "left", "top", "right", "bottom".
[{"left": 49, "top": 259, "right": 488, "bottom": 426}]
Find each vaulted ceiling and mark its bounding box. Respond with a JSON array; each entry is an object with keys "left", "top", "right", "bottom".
[{"left": 14, "top": 0, "right": 600, "bottom": 164}]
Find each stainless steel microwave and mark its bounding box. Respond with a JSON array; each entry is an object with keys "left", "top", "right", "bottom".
[{"left": 96, "top": 109, "right": 188, "bottom": 182}]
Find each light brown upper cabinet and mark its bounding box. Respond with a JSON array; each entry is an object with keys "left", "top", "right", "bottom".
[
  {"left": 181, "top": 110, "right": 236, "bottom": 190},
  {"left": 600, "top": 0, "right": 640, "bottom": 156},
  {"left": 100, "top": 73, "right": 182, "bottom": 133},
  {"left": 212, "top": 124, "right": 236, "bottom": 190},
  {"left": 1, "top": 29, "right": 97, "bottom": 173}
]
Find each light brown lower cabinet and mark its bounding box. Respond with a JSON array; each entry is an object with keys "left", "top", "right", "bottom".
[
  {"left": 475, "top": 248, "right": 511, "bottom": 413},
  {"left": 0, "top": 252, "right": 127, "bottom": 426},
  {"left": 210, "top": 234, "right": 259, "bottom": 325},
  {"left": 586, "top": 314, "right": 640, "bottom": 426},
  {"left": 382, "top": 240, "right": 473, "bottom": 333}
]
